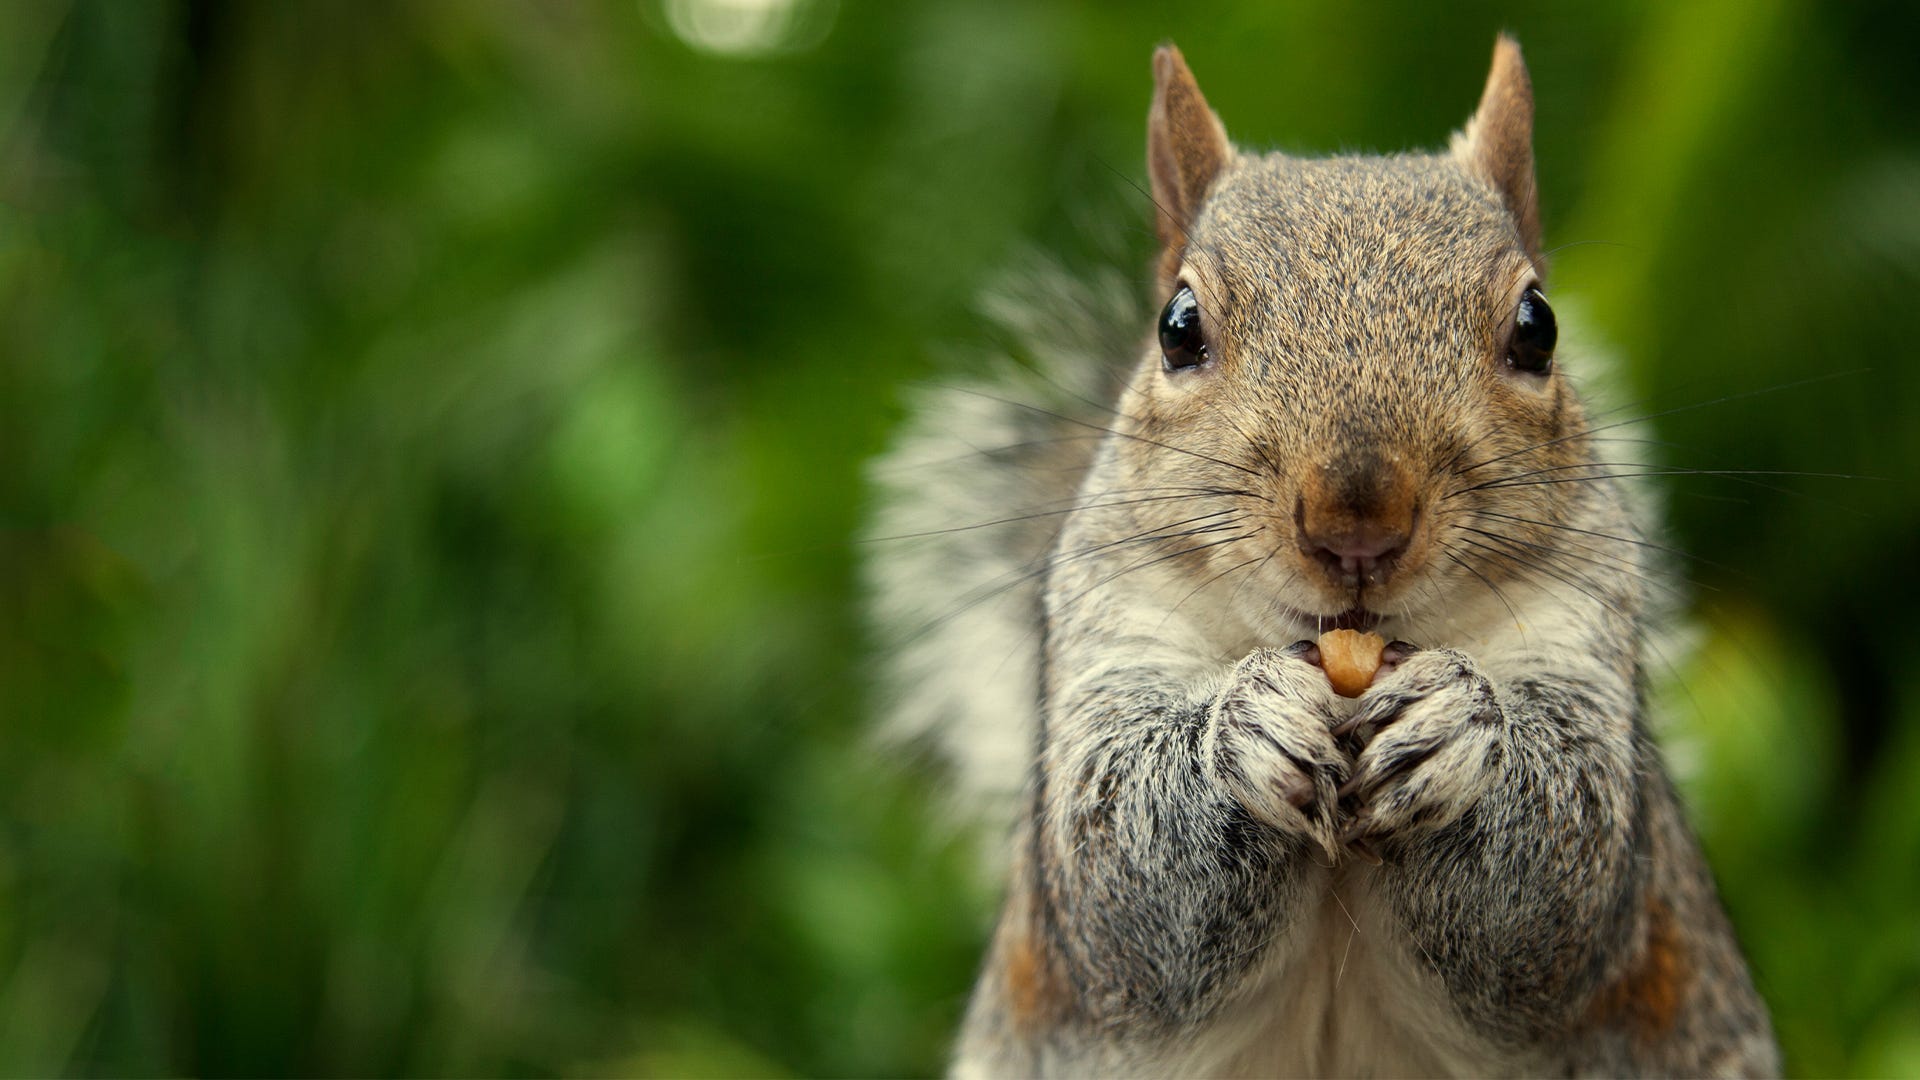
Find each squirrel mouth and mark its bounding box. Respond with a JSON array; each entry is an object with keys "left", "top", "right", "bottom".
[
  {"left": 1324, "top": 607, "right": 1382, "bottom": 632},
  {"left": 1287, "top": 606, "right": 1382, "bottom": 634}
]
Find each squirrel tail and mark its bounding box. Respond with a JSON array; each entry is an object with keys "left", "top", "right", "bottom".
[{"left": 864, "top": 254, "right": 1139, "bottom": 830}]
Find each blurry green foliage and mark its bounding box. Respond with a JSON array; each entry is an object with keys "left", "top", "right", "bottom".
[{"left": 0, "top": 0, "right": 1915, "bottom": 1075}]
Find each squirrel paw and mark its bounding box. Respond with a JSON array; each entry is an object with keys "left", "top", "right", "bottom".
[
  {"left": 1204, "top": 644, "right": 1349, "bottom": 861},
  {"left": 1335, "top": 648, "right": 1505, "bottom": 847}
]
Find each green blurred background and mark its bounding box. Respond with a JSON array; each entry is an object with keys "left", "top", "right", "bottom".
[{"left": 1, "top": 0, "right": 1916, "bottom": 1075}]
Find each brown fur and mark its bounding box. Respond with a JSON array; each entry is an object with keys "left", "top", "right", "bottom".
[
  {"left": 1456, "top": 36, "right": 1543, "bottom": 259},
  {"left": 1000, "top": 926, "right": 1065, "bottom": 1034},
  {"left": 1148, "top": 44, "right": 1232, "bottom": 282},
  {"left": 1588, "top": 897, "right": 1695, "bottom": 1045},
  {"left": 1115, "top": 142, "right": 1580, "bottom": 620}
]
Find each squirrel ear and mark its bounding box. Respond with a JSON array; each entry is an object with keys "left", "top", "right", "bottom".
[
  {"left": 1453, "top": 35, "right": 1542, "bottom": 257},
  {"left": 1148, "top": 44, "right": 1232, "bottom": 259}
]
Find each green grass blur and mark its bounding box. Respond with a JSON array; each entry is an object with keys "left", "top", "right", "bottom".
[{"left": 0, "top": 1, "right": 1916, "bottom": 1075}]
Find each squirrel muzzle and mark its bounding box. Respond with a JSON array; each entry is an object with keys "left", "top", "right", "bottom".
[{"left": 1293, "top": 451, "right": 1421, "bottom": 595}]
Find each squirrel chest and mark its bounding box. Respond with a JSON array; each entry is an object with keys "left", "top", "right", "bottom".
[{"left": 1201, "top": 873, "right": 1515, "bottom": 1078}]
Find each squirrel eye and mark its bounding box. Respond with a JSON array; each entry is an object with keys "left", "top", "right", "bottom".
[
  {"left": 1508, "top": 287, "right": 1556, "bottom": 374},
  {"left": 1158, "top": 286, "right": 1209, "bottom": 371}
]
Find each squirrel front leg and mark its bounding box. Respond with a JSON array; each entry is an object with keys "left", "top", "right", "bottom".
[
  {"left": 958, "top": 642, "right": 1347, "bottom": 1071},
  {"left": 1338, "top": 646, "right": 1648, "bottom": 1046}
]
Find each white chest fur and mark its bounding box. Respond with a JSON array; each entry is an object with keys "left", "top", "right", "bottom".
[{"left": 1167, "top": 871, "right": 1520, "bottom": 1079}]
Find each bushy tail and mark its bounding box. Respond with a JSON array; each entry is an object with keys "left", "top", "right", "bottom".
[{"left": 864, "top": 255, "right": 1142, "bottom": 826}]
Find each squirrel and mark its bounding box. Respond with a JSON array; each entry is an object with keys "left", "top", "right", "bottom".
[{"left": 867, "top": 37, "right": 1779, "bottom": 1077}]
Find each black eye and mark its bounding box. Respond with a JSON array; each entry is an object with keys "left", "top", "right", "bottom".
[
  {"left": 1508, "top": 287, "right": 1556, "bottom": 374},
  {"left": 1158, "top": 285, "right": 1209, "bottom": 371}
]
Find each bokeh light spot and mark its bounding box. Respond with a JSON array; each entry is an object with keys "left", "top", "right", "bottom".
[{"left": 661, "top": 0, "right": 835, "bottom": 57}]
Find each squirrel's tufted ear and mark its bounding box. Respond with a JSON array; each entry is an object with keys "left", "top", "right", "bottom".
[
  {"left": 1148, "top": 44, "right": 1232, "bottom": 262},
  {"left": 1453, "top": 35, "right": 1542, "bottom": 258}
]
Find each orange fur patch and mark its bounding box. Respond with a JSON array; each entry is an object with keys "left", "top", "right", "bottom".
[
  {"left": 1002, "top": 927, "right": 1064, "bottom": 1033},
  {"left": 1587, "top": 897, "right": 1692, "bottom": 1043}
]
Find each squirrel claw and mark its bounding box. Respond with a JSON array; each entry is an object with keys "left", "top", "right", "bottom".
[
  {"left": 1344, "top": 836, "right": 1384, "bottom": 865},
  {"left": 1338, "top": 811, "right": 1373, "bottom": 844},
  {"left": 1278, "top": 770, "right": 1315, "bottom": 810}
]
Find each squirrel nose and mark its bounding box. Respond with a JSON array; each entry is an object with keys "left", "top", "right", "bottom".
[
  {"left": 1295, "top": 450, "right": 1421, "bottom": 589},
  {"left": 1294, "top": 450, "right": 1418, "bottom": 589},
  {"left": 1298, "top": 513, "right": 1412, "bottom": 582}
]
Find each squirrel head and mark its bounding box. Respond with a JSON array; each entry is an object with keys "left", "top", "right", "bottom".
[{"left": 1114, "top": 38, "right": 1592, "bottom": 635}]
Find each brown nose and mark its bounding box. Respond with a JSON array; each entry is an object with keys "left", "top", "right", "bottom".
[
  {"left": 1295, "top": 460, "right": 1417, "bottom": 589},
  {"left": 1298, "top": 513, "right": 1411, "bottom": 581}
]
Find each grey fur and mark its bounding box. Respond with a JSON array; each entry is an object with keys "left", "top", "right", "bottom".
[{"left": 868, "top": 40, "right": 1777, "bottom": 1079}]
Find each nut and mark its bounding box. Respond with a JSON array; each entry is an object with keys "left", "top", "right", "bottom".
[{"left": 1317, "top": 629, "right": 1386, "bottom": 698}]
